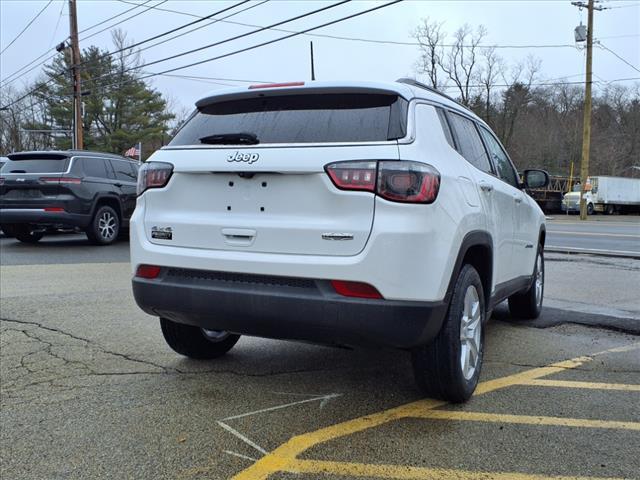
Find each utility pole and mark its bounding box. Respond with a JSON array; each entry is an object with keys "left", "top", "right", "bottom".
[
  {"left": 310, "top": 41, "right": 316, "bottom": 81},
  {"left": 69, "top": 0, "right": 83, "bottom": 150},
  {"left": 572, "top": 0, "right": 604, "bottom": 219}
]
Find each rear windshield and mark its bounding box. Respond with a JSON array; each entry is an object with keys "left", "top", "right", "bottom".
[
  {"left": 170, "top": 93, "right": 408, "bottom": 146},
  {"left": 1, "top": 157, "right": 69, "bottom": 173}
]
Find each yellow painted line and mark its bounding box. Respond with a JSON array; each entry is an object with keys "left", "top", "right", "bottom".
[
  {"left": 229, "top": 345, "right": 640, "bottom": 480},
  {"left": 285, "top": 459, "right": 627, "bottom": 480},
  {"left": 522, "top": 379, "right": 640, "bottom": 391},
  {"left": 411, "top": 410, "right": 640, "bottom": 431},
  {"left": 548, "top": 230, "right": 640, "bottom": 238}
]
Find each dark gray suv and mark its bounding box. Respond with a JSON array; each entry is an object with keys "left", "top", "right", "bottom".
[{"left": 0, "top": 150, "right": 138, "bottom": 245}]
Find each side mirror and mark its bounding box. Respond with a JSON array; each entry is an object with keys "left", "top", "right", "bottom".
[{"left": 522, "top": 169, "right": 549, "bottom": 189}]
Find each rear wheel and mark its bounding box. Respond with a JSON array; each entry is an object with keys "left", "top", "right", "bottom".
[
  {"left": 160, "top": 317, "right": 240, "bottom": 359},
  {"left": 411, "top": 264, "right": 485, "bottom": 403},
  {"left": 86, "top": 205, "right": 120, "bottom": 245},
  {"left": 605, "top": 204, "right": 616, "bottom": 215},
  {"left": 508, "top": 247, "right": 544, "bottom": 320},
  {"left": 10, "top": 224, "right": 44, "bottom": 243}
]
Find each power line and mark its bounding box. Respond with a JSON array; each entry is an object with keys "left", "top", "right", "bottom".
[
  {"left": 0, "top": 0, "right": 54, "bottom": 55},
  {"left": 3, "top": 1, "right": 403, "bottom": 113},
  {"left": 77, "top": 0, "right": 258, "bottom": 70},
  {"left": 113, "top": 0, "right": 589, "bottom": 50},
  {"left": 48, "top": 1, "right": 67, "bottom": 50},
  {"left": 83, "top": 0, "right": 353, "bottom": 88},
  {"left": 0, "top": 0, "right": 155, "bottom": 86},
  {"left": 78, "top": 0, "right": 168, "bottom": 44},
  {"left": 599, "top": 43, "right": 640, "bottom": 73},
  {"left": 2, "top": 1, "right": 262, "bottom": 99}
]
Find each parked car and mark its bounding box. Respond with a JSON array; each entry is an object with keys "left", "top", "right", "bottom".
[
  {"left": 130, "top": 79, "right": 549, "bottom": 402},
  {"left": 0, "top": 150, "right": 139, "bottom": 244},
  {"left": 0, "top": 156, "right": 8, "bottom": 170}
]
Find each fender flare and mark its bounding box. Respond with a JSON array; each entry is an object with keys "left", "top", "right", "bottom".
[{"left": 443, "top": 230, "right": 493, "bottom": 305}]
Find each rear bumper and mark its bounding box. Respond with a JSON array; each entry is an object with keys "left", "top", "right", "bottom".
[
  {"left": 0, "top": 208, "right": 91, "bottom": 228},
  {"left": 132, "top": 268, "right": 448, "bottom": 349}
]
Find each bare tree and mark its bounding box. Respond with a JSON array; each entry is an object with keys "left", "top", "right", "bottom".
[
  {"left": 440, "top": 24, "right": 487, "bottom": 106},
  {"left": 413, "top": 18, "right": 446, "bottom": 88},
  {"left": 478, "top": 46, "right": 504, "bottom": 125}
]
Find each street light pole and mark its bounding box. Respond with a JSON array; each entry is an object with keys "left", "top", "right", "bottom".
[{"left": 578, "top": 0, "right": 594, "bottom": 220}]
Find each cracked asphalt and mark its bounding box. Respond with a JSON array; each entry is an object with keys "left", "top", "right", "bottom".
[{"left": 1, "top": 236, "right": 639, "bottom": 480}]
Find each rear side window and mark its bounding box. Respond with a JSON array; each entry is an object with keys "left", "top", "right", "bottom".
[
  {"left": 170, "top": 93, "right": 408, "bottom": 145},
  {"left": 110, "top": 160, "right": 137, "bottom": 182},
  {"left": 2, "top": 157, "right": 69, "bottom": 173},
  {"left": 436, "top": 108, "right": 456, "bottom": 149},
  {"left": 80, "top": 158, "right": 110, "bottom": 178},
  {"left": 447, "top": 112, "right": 493, "bottom": 174}
]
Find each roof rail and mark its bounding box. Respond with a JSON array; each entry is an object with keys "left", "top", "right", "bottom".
[{"left": 396, "top": 78, "right": 464, "bottom": 107}]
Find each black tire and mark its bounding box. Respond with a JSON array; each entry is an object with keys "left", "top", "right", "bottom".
[
  {"left": 11, "top": 224, "right": 44, "bottom": 243},
  {"left": 605, "top": 204, "right": 615, "bottom": 215},
  {"left": 160, "top": 317, "right": 240, "bottom": 359},
  {"left": 411, "top": 264, "right": 485, "bottom": 403},
  {"left": 86, "top": 205, "right": 120, "bottom": 245},
  {"left": 508, "top": 247, "right": 544, "bottom": 320},
  {"left": 587, "top": 203, "right": 594, "bottom": 215}
]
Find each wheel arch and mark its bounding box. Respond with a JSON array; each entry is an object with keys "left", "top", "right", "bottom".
[
  {"left": 92, "top": 195, "right": 123, "bottom": 221},
  {"left": 445, "top": 231, "right": 493, "bottom": 309}
]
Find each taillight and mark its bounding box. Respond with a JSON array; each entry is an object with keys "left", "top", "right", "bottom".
[
  {"left": 40, "top": 177, "right": 82, "bottom": 184},
  {"left": 331, "top": 280, "right": 383, "bottom": 299},
  {"left": 325, "top": 161, "right": 377, "bottom": 192},
  {"left": 135, "top": 264, "right": 161, "bottom": 279},
  {"left": 0, "top": 177, "right": 4, "bottom": 186},
  {"left": 44, "top": 207, "right": 64, "bottom": 212},
  {"left": 325, "top": 161, "right": 440, "bottom": 204},
  {"left": 137, "top": 162, "right": 173, "bottom": 196}
]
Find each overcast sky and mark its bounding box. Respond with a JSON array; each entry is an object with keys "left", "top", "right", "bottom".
[{"left": 1, "top": 0, "right": 638, "bottom": 112}]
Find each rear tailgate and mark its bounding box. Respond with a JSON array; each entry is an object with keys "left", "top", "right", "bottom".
[
  {"left": 143, "top": 144, "right": 399, "bottom": 256},
  {"left": 142, "top": 86, "right": 408, "bottom": 256},
  {"left": 0, "top": 154, "right": 69, "bottom": 208}
]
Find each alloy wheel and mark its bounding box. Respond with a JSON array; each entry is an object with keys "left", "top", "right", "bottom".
[{"left": 460, "top": 285, "right": 482, "bottom": 380}]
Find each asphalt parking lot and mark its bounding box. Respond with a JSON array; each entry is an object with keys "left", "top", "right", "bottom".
[{"left": 1, "top": 232, "right": 639, "bottom": 479}]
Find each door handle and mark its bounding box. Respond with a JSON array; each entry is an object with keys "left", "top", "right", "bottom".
[
  {"left": 114, "top": 182, "right": 123, "bottom": 188},
  {"left": 479, "top": 183, "right": 493, "bottom": 193}
]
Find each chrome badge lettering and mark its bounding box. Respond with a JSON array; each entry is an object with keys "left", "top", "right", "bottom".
[{"left": 227, "top": 151, "right": 259, "bottom": 164}]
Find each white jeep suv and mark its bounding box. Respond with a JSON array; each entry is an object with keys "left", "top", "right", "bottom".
[{"left": 131, "top": 79, "right": 549, "bottom": 402}]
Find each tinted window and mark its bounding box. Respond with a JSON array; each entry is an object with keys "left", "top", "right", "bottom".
[
  {"left": 447, "top": 112, "right": 493, "bottom": 173},
  {"left": 436, "top": 108, "right": 456, "bottom": 149},
  {"left": 110, "top": 160, "right": 137, "bottom": 182},
  {"left": 170, "top": 93, "right": 408, "bottom": 145},
  {"left": 81, "top": 158, "right": 110, "bottom": 178},
  {"left": 1, "top": 158, "right": 69, "bottom": 173},
  {"left": 127, "top": 161, "right": 139, "bottom": 178},
  {"left": 478, "top": 126, "right": 519, "bottom": 188}
]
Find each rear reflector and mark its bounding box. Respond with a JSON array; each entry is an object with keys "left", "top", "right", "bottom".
[
  {"left": 248, "top": 81, "right": 305, "bottom": 89},
  {"left": 331, "top": 280, "right": 383, "bottom": 299},
  {"left": 44, "top": 207, "right": 64, "bottom": 212},
  {"left": 325, "top": 161, "right": 377, "bottom": 192},
  {"left": 136, "top": 265, "right": 161, "bottom": 279}
]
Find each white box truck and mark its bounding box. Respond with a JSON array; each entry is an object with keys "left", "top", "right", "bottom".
[{"left": 562, "top": 176, "right": 640, "bottom": 215}]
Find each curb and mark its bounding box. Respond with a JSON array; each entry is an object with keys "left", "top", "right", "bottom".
[{"left": 545, "top": 246, "right": 640, "bottom": 260}]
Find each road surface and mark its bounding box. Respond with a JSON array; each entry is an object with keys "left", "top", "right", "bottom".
[{"left": 546, "top": 216, "right": 640, "bottom": 257}]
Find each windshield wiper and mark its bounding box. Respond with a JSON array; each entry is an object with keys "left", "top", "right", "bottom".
[{"left": 199, "top": 133, "right": 259, "bottom": 145}]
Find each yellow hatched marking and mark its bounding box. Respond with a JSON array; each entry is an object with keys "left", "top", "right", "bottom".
[
  {"left": 285, "top": 459, "right": 627, "bottom": 480},
  {"left": 522, "top": 379, "right": 640, "bottom": 391},
  {"left": 227, "top": 344, "right": 640, "bottom": 480},
  {"left": 411, "top": 410, "right": 640, "bottom": 431}
]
